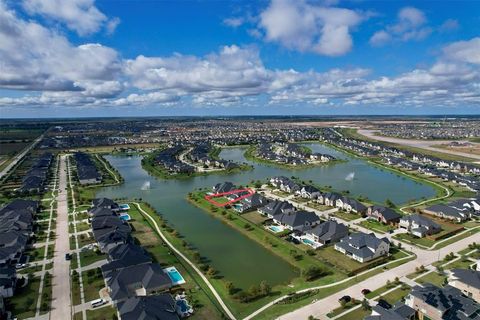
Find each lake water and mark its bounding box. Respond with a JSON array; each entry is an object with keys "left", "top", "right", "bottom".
[{"left": 96, "top": 143, "right": 436, "bottom": 288}]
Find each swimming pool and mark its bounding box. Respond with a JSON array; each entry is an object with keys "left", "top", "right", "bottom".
[
  {"left": 119, "top": 204, "right": 130, "bottom": 210},
  {"left": 119, "top": 213, "right": 131, "bottom": 221},
  {"left": 176, "top": 299, "right": 191, "bottom": 313},
  {"left": 302, "top": 238, "right": 315, "bottom": 245},
  {"left": 267, "top": 225, "right": 283, "bottom": 233},
  {"left": 164, "top": 266, "right": 186, "bottom": 285}
]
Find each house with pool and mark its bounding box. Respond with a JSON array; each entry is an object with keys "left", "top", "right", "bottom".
[
  {"left": 272, "top": 210, "right": 321, "bottom": 231},
  {"left": 298, "top": 221, "right": 349, "bottom": 249},
  {"left": 258, "top": 200, "right": 295, "bottom": 218}
]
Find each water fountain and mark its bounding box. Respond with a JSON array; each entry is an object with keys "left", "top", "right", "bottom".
[
  {"left": 345, "top": 172, "right": 355, "bottom": 181},
  {"left": 141, "top": 180, "right": 151, "bottom": 190}
]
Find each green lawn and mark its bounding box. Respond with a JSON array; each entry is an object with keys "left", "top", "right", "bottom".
[
  {"left": 327, "top": 300, "right": 361, "bottom": 318},
  {"left": 73, "top": 306, "right": 117, "bottom": 320},
  {"left": 379, "top": 286, "right": 411, "bottom": 305},
  {"left": 71, "top": 271, "right": 82, "bottom": 305},
  {"left": 39, "top": 272, "right": 53, "bottom": 314},
  {"left": 358, "top": 219, "right": 394, "bottom": 233},
  {"left": 416, "top": 272, "right": 447, "bottom": 287},
  {"left": 79, "top": 250, "right": 106, "bottom": 268},
  {"left": 337, "top": 307, "right": 371, "bottom": 320},
  {"left": 333, "top": 210, "right": 361, "bottom": 221},
  {"left": 82, "top": 268, "right": 105, "bottom": 302},
  {"left": 242, "top": 211, "right": 269, "bottom": 225},
  {"left": 6, "top": 277, "right": 41, "bottom": 319}
]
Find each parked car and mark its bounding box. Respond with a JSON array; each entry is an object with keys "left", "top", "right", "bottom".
[
  {"left": 91, "top": 298, "right": 106, "bottom": 308},
  {"left": 339, "top": 295, "right": 351, "bottom": 303},
  {"left": 361, "top": 288, "right": 371, "bottom": 295},
  {"left": 65, "top": 253, "right": 72, "bottom": 260},
  {"left": 377, "top": 299, "right": 392, "bottom": 309},
  {"left": 15, "top": 263, "right": 27, "bottom": 269}
]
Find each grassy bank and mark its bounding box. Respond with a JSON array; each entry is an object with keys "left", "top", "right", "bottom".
[
  {"left": 186, "top": 191, "right": 414, "bottom": 319},
  {"left": 141, "top": 150, "right": 252, "bottom": 180},
  {"left": 244, "top": 145, "right": 343, "bottom": 170}
]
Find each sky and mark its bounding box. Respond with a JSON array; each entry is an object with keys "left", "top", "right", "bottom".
[{"left": 0, "top": 0, "right": 479, "bottom": 118}]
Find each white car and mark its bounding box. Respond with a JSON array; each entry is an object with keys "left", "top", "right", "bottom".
[{"left": 91, "top": 298, "right": 106, "bottom": 308}]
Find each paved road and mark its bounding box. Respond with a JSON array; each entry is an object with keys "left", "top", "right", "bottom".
[
  {"left": 0, "top": 134, "right": 44, "bottom": 179},
  {"left": 277, "top": 232, "right": 480, "bottom": 320},
  {"left": 50, "top": 155, "right": 72, "bottom": 320},
  {"left": 357, "top": 129, "right": 480, "bottom": 161}
]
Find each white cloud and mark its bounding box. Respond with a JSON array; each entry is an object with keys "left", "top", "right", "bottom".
[
  {"left": 259, "top": 0, "right": 365, "bottom": 56},
  {"left": 443, "top": 37, "right": 480, "bottom": 65},
  {"left": 369, "top": 30, "right": 391, "bottom": 46},
  {"left": 124, "top": 45, "right": 272, "bottom": 98},
  {"left": 0, "top": 1, "right": 121, "bottom": 97},
  {"left": 0, "top": 0, "right": 478, "bottom": 111},
  {"left": 370, "top": 6, "right": 432, "bottom": 46},
  {"left": 439, "top": 19, "right": 459, "bottom": 33},
  {"left": 22, "top": 0, "right": 119, "bottom": 36},
  {"left": 223, "top": 17, "right": 244, "bottom": 28}
]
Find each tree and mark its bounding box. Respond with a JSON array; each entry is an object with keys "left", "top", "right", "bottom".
[
  {"left": 260, "top": 280, "right": 271, "bottom": 296},
  {"left": 385, "top": 199, "right": 396, "bottom": 208},
  {"left": 206, "top": 267, "right": 216, "bottom": 278},
  {"left": 302, "top": 266, "right": 327, "bottom": 281},
  {"left": 362, "top": 298, "right": 370, "bottom": 311},
  {"left": 248, "top": 284, "right": 260, "bottom": 297},
  {"left": 225, "top": 281, "right": 235, "bottom": 295},
  {"left": 193, "top": 252, "right": 201, "bottom": 263}
]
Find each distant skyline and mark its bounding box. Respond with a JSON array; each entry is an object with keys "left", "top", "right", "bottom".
[{"left": 1, "top": 0, "right": 479, "bottom": 118}]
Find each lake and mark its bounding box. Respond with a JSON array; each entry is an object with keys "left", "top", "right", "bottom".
[{"left": 96, "top": 143, "right": 436, "bottom": 288}]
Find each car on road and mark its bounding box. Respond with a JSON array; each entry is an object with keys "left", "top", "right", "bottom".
[
  {"left": 339, "top": 295, "right": 351, "bottom": 303},
  {"left": 15, "top": 263, "right": 28, "bottom": 269},
  {"left": 65, "top": 253, "right": 72, "bottom": 260},
  {"left": 361, "top": 288, "right": 371, "bottom": 295}
]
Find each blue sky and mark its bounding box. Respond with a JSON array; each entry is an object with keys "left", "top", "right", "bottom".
[{"left": 1, "top": 0, "right": 479, "bottom": 118}]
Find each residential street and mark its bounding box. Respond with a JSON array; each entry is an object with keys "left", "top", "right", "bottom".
[
  {"left": 50, "top": 155, "right": 72, "bottom": 320},
  {"left": 277, "top": 232, "right": 480, "bottom": 320}
]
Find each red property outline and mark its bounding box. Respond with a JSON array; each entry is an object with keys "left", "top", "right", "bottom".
[{"left": 205, "top": 188, "right": 255, "bottom": 207}]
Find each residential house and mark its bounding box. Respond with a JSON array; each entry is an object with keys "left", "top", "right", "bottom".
[
  {"left": 367, "top": 206, "right": 401, "bottom": 225},
  {"left": 296, "top": 185, "right": 322, "bottom": 199},
  {"left": 424, "top": 204, "right": 470, "bottom": 222},
  {"left": 101, "top": 243, "right": 152, "bottom": 274},
  {"left": 399, "top": 214, "right": 441, "bottom": 238},
  {"left": 334, "top": 233, "right": 390, "bottom": 263},
  {"left": 365, "top": 303, "right": 415, "bottom": 320},
  {"left": 303, "top": 221, "right": 348, "bottom": 246},
  {"left": 212, "top": 182, "right": 235, "bottom": 194},
  {"left": 258, "top": 200, "right": 295, "bottom": 218},
  {"left": 92, "top": 198, "right": 119, "bottom": 211},
  {"left": 321, "top": 192, "right": 342, "bottom": 207},
  {"left": 0, "top": 267, "right": 16, "bottom": 298},
  {"left": 405, "top": 284, "right": 480, "bottom": 320},
  {"left": 117, "top": 294, "right": 180, "bottom": 320},
  {"left": 337, "top": 197, "right": 367, "bottom": 214},
  {"left": 0, "top": 231, "right": 29, "bottom": 266},
  {"left": 273, "top": 210, "right": 320, "bottom": 231},
  {"left": 106, "top": 263, "right": 172, "bottom": 302},
  {"left": 234, "top": 194, "right": 269, "bottom": 213},
  {"left": 449, "top": 269, "right": 480, "bottom": 302}
]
